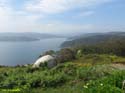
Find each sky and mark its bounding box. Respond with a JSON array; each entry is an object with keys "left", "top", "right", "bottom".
[{"left": 0, "top": 0, "right": 125, "bottom": 35}]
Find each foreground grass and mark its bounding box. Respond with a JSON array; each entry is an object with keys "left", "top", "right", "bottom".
[{"left": 0, "top": 54, "right": 125, "bottom": 93}]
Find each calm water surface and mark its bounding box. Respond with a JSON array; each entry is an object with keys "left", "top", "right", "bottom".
[{"left": 0, "top": 38, "right": 66, "bottom": 66}]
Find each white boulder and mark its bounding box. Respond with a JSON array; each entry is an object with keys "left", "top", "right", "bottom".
[{"left": 33, "top": 55, "right": 56, "bottom": 68}]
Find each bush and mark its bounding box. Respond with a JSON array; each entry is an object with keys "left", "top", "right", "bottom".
[
  {"left": 56, "top": 48, "right": 75, "bottom": 63},
  {"left": 83, "top": 71, "right": 125, "bottom": 93}
]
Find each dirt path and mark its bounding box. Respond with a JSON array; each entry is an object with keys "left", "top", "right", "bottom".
[{"left": 111, "top": 63, "right": 125, "bottom": 70}]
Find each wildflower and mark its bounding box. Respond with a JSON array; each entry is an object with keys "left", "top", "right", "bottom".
[
  {"left": 100, "top": 83, "right": 103, "bottom": 86},
  {"left": 83, "top": 85, "right": 88, "bottom": 88},
  {"left": 86, "top": 83, "right": 89, "bottom": 86}
]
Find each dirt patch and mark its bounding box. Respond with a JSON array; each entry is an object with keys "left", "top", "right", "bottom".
[{"left": 111, "top": 63, "right": 125, "bottom": 70}]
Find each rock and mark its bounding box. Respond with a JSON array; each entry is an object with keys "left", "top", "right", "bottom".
[{"left": 32, "top": 55, "right": 56, "bottom": 68}]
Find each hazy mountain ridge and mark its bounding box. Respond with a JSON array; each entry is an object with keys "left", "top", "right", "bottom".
[
  {"left": 0, "top": 36, "right": 39, "bottom": 42},
  {"left": 0, "top": 32, "right": 62, "bottom": 42},
  {"left": 61, "top": 32, "right": 125, "bottom": 47}
]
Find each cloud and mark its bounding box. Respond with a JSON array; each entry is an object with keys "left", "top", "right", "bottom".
[
  {"left": 25, "top": 0, "right": 112, "bottom": 14},
  {"left": 0, "top": 6, "right": 95, "bottom": 34},
  {"left": 0, "top": 6, "right": 93, "bottom": 33},
  {"left": 0, "top": 0, "right": 121, "bottom": 35},
  {"left": 0, "top": 6, "right": 38, "bottom": 32},
  {"left": 77, "top": 11, "right": 94, "bottom": 17},
  {"left": 72, "top": 11, "right": 94, "bottom": 19},
  {"left": 0, "top": 7, "right": 12, "bottom": 31},
  {"left": 0, "top": 0, "right": 96, "bottom": 33},
  {"left": 0, "top": 0, "right": 43, "bottom": 32}
]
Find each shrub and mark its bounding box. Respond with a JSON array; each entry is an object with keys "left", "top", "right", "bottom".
[{"left": 56, "top": 48, "right": 75, "bottom": 63}]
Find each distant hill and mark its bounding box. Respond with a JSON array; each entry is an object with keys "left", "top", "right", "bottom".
[
  {"left": 0, "top": 36, "right": 39, "bottom": 42},
  {"left": 0, "top": 32, "right": 62, "bottom": 42},
  {"left": 61, "top": 32, "right": 125, "bottom": 47}
]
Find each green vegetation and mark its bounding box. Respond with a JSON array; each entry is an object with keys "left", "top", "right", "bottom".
[
  {"left": 62, "top": 32, "right": 125, "bottom": 56},
  {"left": 2, "top": 32, "right": 125, "bottom": 93},
  {"left": 0, "top": 53, "right": 125, "bottom": 93}
]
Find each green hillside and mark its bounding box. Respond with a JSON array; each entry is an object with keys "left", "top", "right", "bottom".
[{"left": 0, "top": 52, "right": 125, "bottom": 93}]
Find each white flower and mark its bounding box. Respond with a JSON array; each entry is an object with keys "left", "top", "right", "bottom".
[
  {"left": 100, "top": 83, "right": 103, "bottom": 86},
  {"left": 83, "top": 85, "right": 88, "bottom": 88},
  {"left": 86, "top": 83, "right": 89, "bottom": 86}
]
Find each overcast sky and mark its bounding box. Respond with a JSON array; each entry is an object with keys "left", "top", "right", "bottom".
[{"left": 0, "top": 0, "right": 125, "bottom": 34}]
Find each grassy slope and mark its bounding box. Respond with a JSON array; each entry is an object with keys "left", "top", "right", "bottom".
[{"left": 0, "top": 54, "right": 125, "bottom": 93}]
